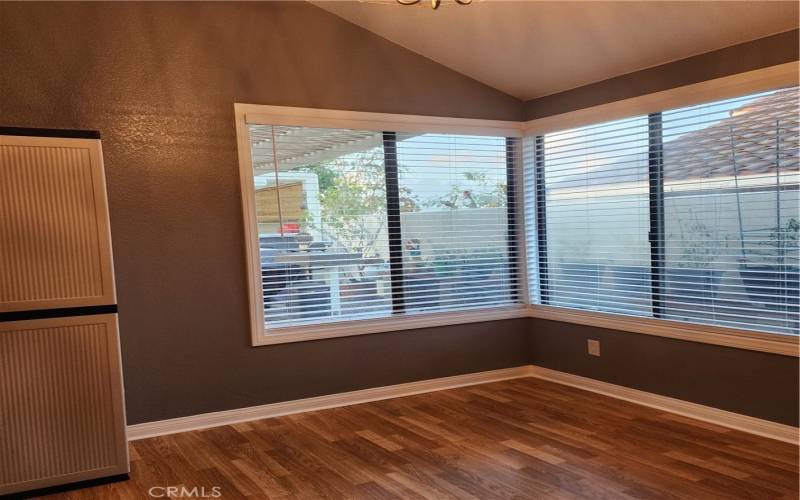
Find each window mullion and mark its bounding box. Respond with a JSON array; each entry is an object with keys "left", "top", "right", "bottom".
[
  {"left": 383, "top": 131, "right": 405, "bottom": 314},
  {"left": 534, "top": 135, "right": 550, "bottom": 305},
  {"left": 648, "top": 112, "right": 665, "bottom": 318},
  {"left": 505, "top": 137, "right": 520, "bottom": 302}
]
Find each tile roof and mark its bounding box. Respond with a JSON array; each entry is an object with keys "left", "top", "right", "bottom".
[{"left": 663, "top": 87, "right": 799, "bottom": 182}]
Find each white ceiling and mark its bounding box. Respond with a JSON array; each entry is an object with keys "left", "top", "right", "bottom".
[{"left": 314, "top": 1, "right": 799, "bottom": 101}]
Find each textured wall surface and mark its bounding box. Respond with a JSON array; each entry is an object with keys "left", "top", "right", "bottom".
[
  {"left": 0, "top": 1, "right": 525, "bottom": 424},
  {"left": 1, "top": 2, "right": 796, "bottom": 426}
]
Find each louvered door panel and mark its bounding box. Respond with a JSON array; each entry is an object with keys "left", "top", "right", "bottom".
[
  {"left": 0, "top": 315, "right": 128, "bottom": 495},
  {"left": 0, "top": 136, "right": 115, "bottom": 312}
]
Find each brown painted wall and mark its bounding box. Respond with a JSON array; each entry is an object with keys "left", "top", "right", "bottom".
[
  {"left": 530, "top": 320, "right": 799, "bottom": 426},
  {"left": 1, "top": 2, "right": 796, "bottom": 427},
  {"left": 0, "top": 1, "right": 526, "bottom": 425},
  {"left": 524, "top": 29, "right": 800, "bottom": 120}
]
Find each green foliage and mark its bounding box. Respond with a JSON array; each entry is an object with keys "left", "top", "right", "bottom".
[
  {"left": 297, "top": 157, "right": 508, "bottom": 281},
  {"left": 298, "top": 149, "right": 390, "bottom": 259},
  {"left": 303, "top": 164, "right": 338, "bottom": 193}
]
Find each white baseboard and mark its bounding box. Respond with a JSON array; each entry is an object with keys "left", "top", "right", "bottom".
[
  {"left": 127, "top": 364, "right": 798, "bottom": 445},
  {"left": 126, "top": 366, "right": 531, "bottom": 440},
  {"left": 527, "top": 366, "right": 799, "bottom": 444}
]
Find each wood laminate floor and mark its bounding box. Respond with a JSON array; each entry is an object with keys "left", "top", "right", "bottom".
[{"left": 38, "top": 378, "right": 798, "bottom": 499}]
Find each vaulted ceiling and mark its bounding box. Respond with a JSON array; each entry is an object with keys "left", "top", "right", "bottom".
[{"left": 314, "top": 1, "right": 799, "bottom": 101}]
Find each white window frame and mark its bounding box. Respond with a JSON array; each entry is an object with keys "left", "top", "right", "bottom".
[
  {"left": 234, "top": 103, "right": 529, "bottom": 346},
  {"left": 235, "top": 61, "right": 799, "bottom": 355},
  {"left": 524, "top": 62, "right": 799, "bottom": 357}
]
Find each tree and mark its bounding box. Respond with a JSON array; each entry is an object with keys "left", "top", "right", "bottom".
[{"left": 298, "top": 149, "right": 418, "bottom": 260}]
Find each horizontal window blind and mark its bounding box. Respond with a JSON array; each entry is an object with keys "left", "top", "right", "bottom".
[
  {"left": 527, "top": 86, "right": 799, "bottom": 336},
  {"left": 660, "top": 88, "right": 798, "bottom": 335},
  {"left": 247, "top": 125, "right": 521, "bottom": 330},
  {"left": 533, "top": 115, "right": 652, "bottom": 317},
  {"left": 249, "top": 125, "right": 392, "bottom": 328},
  {"left": 396, "top": 133, "right": 521, "bottom": 313}
]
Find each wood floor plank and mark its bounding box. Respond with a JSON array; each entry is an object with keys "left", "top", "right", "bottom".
[{"left": 33, "top": 377, "right": 798, "bottom": 500}]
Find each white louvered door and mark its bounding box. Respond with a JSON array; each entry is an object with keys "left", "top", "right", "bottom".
[
  {"left": 0, "top": 315, "right": 128, "bottom": 494},
  {"left": 0, "top": 132, "right": 128, "bottom": 495},
  {"left": 0, "top": 135, "right": 116, "bottom": 313}
]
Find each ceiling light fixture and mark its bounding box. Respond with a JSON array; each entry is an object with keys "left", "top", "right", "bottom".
[{"left": 397, "top": 0, "right": 472, "bottom": 9}]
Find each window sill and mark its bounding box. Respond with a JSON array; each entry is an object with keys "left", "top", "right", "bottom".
[
  {"left": 252, "top": 305, "right": 530, "bottom": 346},
  {"left": 528, "top": 305, "right": 799, "bottom": 357}
]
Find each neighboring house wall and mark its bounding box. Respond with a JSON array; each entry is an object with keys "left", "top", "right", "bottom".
[
  {"left": 255, "top": 172, "right": 322, "bottom": 235},
  {"left": 255, "top": 182, "right": 305, "bottom": 232},
  {"left": 401, "top": 208, "right": 508, "bottom": 254},
  {"left": 546, "top": 187, "right": 798, "bottom": 273}
]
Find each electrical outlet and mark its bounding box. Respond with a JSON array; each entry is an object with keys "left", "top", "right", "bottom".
[{"left": 587, "top": 339, "right": 601, "bottom": 356}]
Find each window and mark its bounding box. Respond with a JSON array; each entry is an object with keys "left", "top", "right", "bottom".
[
  {"left": 528, "top": 86, "right": 799, "bottom": 336},
  {"left": 248, "top": 126, "right": 392, "bottom": 328},
  {"left": 243, "top": 121, "right": 522, "bottom": 333},
  {"left": 529, "top": 116, "right": 652, "bottom": 316},
  {"left": 396, "top": 133, "right": 520, "bottom": 313},
  {"left": 238, "top": 75, "right": 797, "bottom": 347}
]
